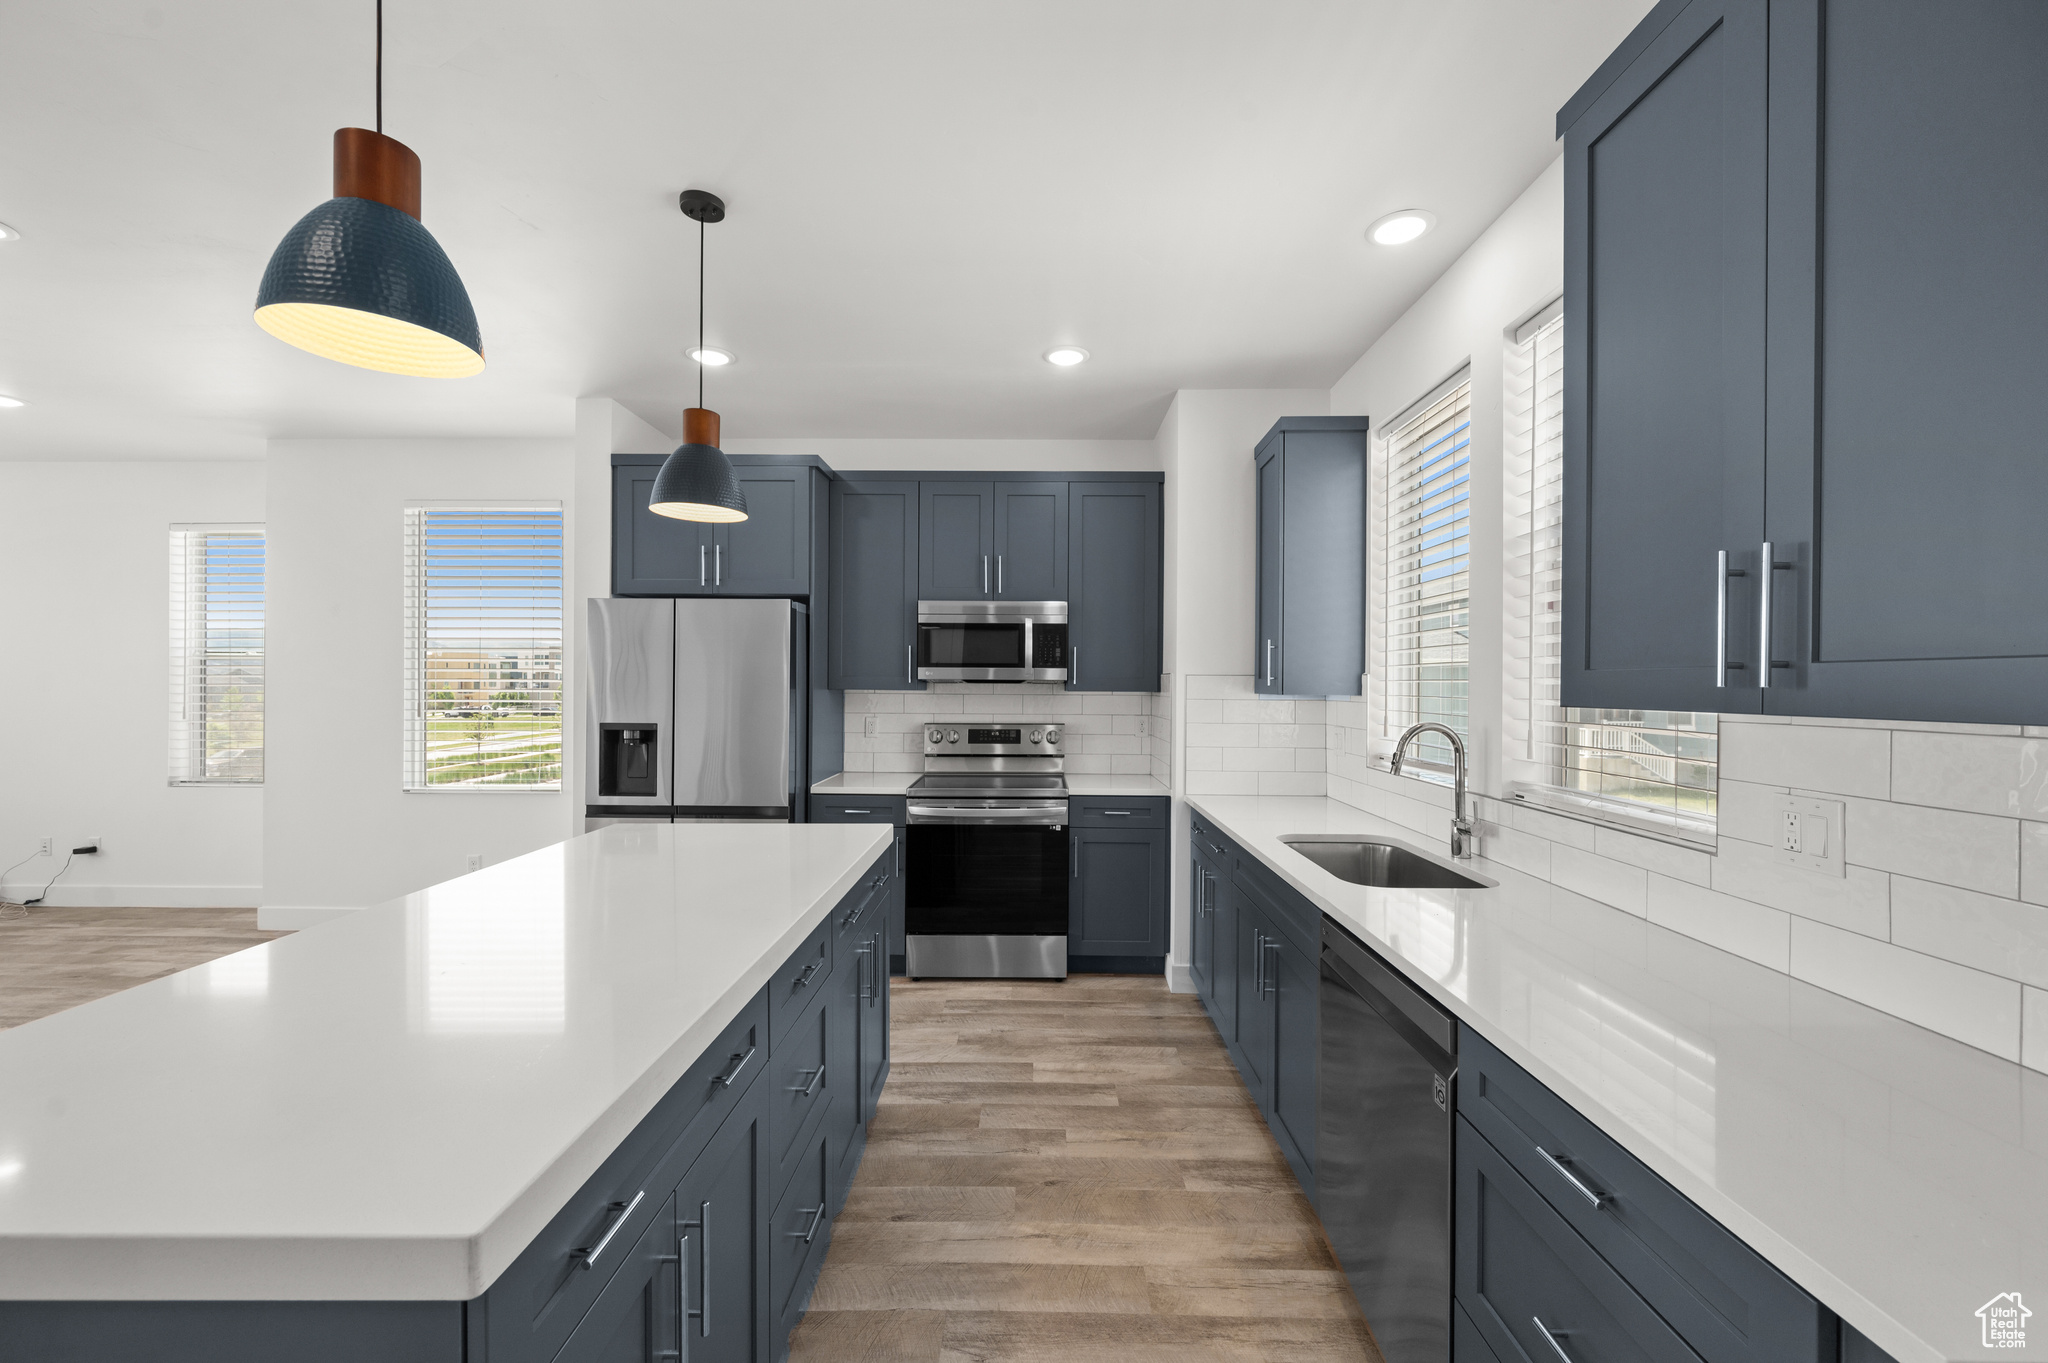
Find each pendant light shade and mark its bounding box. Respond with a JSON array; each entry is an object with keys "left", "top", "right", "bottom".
[
  {"left": 256, "top": 129, "right": 483, "bottom": 377},
  {"left": 650, "top": 407, "right": 748, "bottom": 522}
]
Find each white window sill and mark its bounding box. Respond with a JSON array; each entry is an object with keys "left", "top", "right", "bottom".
[
  {"left": 403, "top": 786, "right": 563, "bottom": 795},
  {"left": 1505, "top": 783, "right": 1717, "bottom": 853}
]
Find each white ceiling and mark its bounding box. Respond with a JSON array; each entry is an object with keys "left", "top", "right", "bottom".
[{"left": 0, "top": 0, "right": 1650, "bottom": 460}]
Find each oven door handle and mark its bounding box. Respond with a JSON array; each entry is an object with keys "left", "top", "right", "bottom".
[{"left": 907, "top": 805, "right": 1069, "bottom": 826}]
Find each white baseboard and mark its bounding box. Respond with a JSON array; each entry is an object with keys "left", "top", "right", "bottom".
[
  {"left": 0, "top": 884, "right": 262, "bottom": 909},
  {"left": 257, "top": 905, "right": 365, "bottom": 930},
  {"left": 1165, "top": 962, "right": 1194, "bottom": 994}
]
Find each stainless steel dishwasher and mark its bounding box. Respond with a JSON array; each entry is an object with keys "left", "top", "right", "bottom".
[{"left": 1318, "top": 918, "right": 1458, "bottom": 1363}]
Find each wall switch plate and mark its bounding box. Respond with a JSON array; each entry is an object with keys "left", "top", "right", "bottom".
[
  {"left": 1771, "top": 794, "right": 1845, "bottom": 877},
  {"left": 38, "top": 838, "right": 51, "bottom": 857}
]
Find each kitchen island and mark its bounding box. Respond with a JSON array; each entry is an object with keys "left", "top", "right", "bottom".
[{"left": 0, "top": 820, "right": 894, "bottom": 1362}]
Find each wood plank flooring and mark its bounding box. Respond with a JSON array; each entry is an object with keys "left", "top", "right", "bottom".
[
  {"left": 0, "top": 906, "right": 285, "bottom": 1030},
  {"left": 789, "top": 974, "right": 1379, "bottom": 1363}
]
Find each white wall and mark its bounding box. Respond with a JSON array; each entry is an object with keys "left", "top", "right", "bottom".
[
  {"left": 0, "top": 462, "right": 265, "bottom": 906},
  {"left": 262, "top": 439, "right": 576, "bottom": 925}
]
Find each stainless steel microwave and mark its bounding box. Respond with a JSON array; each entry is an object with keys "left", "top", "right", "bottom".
[{"left": 916, "top": 601, "right": 1068, "bottom": 683}]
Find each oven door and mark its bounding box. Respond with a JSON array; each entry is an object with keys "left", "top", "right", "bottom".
[{"left": 905, "top": 802, "right": 1070, "bottom": 977}]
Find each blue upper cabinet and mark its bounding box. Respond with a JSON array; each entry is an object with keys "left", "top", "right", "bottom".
[
  {"left": 829, "top": 478, "right": 924, "bottom": 691},
  {"left": 1559, "top": 0, "right": 1768, "bottom": 715},
  {"left": 612, "top": 457, "right": 819, "bottom": 600},
  {"left": 993, "top": 482, "right": 1067, "bottom": 601},
  {"left": 1067, "top": 480, "right": 1161, "bottom": 692},
  {"left": 717, "top": 466, "right": 814, "bottom": 597},
  {"left": 1253, "top": 419, "right": 1368, "bottom": 697},
  {"left": 918, "top": 481, "right": 995, "bottom": 600}
]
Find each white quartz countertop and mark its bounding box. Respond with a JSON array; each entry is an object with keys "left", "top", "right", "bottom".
[
  {"left": 1190, "top": 794, "right": 2046, "bottom": 1363},
  {"left": 0, "top": 821, "right": 892, "bottom": 1301},
  {"left": 809, "top": 772, "right": 1169, "bottom": 798}
]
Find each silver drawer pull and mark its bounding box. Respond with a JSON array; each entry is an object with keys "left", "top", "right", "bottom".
[
  {"left": 789, "top": 1064, "right": 826, "bottom": 1098},
  {"left": 574, "top": 1188, "right": 645, "bottom": 1269},
  {"left": 679, "top": 1202, "right": 710, "bottom": 1337},
  {"left": 1532, "top": 1316, "right": 1575, "bottom": 1363},
  {"left": 1099, "top": 810, "right": 1133, "bottom": 816},
  {"left": 790, "top": 1204, "right": 826, "bottom": 1245},
  {"left": 792, "top": 961, "right": 821, "bottom": 990},
  {"left": 712, "top": 1046, "right": 756, "bottom": 1088},
  {"left": 842, "top": 808, "right": 872, "bottom": 815},
  {"left": 1536, "top": 1146, "right": 1609, "bottom": 1209}
]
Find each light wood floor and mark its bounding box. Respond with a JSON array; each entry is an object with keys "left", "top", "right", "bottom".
[
  {"left": 0, "top": 905, "right": 285, "bottom": 1031},
  {"left": 788, "top": 974, "right": 1378, "bottom": 1363}
]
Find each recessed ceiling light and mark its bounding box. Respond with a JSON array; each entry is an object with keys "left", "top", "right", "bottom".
[
  {"left": 688, "top": 346, "right": 734, "bottom": 367},
  {"left": 0, "top": 395, "right": 25, "bottom": 409},
  {"left": 1044, "top": 347, "right": 1089, "bottom": 367},
  {"left": 1367, "top": 210, "right": 1436, "bottom": 246},
  {"left": 0, "top": 223, "right": 19, "bottom": 242}
]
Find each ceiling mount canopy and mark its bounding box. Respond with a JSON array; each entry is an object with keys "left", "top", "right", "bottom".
[
  {"left": 252, "top": 0, "right": 483, "bottom": 377},
  {"left": 650, "top": 189, "right": 748, "bottom": 524}
]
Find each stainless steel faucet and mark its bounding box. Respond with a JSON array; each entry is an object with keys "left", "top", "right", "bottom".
[{"left": 1390, "top": 722, "right": 1475, "bottom": 859}]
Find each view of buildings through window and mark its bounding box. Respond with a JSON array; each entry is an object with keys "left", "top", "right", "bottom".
[
  {"left": 404, "top": 507, "right": 564, "bottom": 790},
  {"left": 168, "top": 527, "right": 266, "bottom": 784},
  {"left": 1382, "top": 378, "right": 1472, "bottom": 769}
]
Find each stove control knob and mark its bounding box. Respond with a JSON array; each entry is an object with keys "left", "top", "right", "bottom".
[
  {"left": 1044, "top": 727, "right": 1061, "bottom": 745},
  {"left": 1029, "top": 729, "right": 1043, "bottom": 744},
  {"left": 927, "top": 728, "right": 944, "bottom": 744},
  {"left": 947, "top": 729, "right": 961, "bottom": 744}
]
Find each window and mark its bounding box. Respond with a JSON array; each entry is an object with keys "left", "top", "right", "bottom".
[
  {"left": 168, "top": 526, "right": 265, "bottom": 784},
  {"left": 1504, "top": 303, "right": 1718, "bottom": 836},
  {"left": 403, "top": 506, "right": 564, "bottom": 791},
  {"left": 1379, "top": 371, "right": 1472, "bottom": 769}
]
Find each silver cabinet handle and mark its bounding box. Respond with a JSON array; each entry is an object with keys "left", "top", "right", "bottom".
[
  {"left": 907, "top": 643, "right": 913, "bottom": 685},
  {"left": 1100, "top": 810, "right": 1132, "bottom": 816},
  {"left": 895, "top": 829, "right": 901, "bottom": 877},
  {"left": 699, "top": 544, "right": 706, "bottom": 588},
  {"left": 658, "top": 1243, "right": 683, "bottom": 1363},
  {"left": 842, "top": 808, "right": 872, "bottom": 815},
  {"left": 997, "top": 554, "right": 1004, "bottom": 593},
  {"left": 1715, "top": 550, "right": 1748, "bottom": 687},
  {"left": 1535, "top": 1146, "right": 1609, "bottom": 1209},
  {"left": 1265, "top": 639, "right": 1274, "bottom": 686},
  {"left": 790, "top": 1204, "right": 826, "bottom": 1245},
  {"left": 712, "top": 1046, "right": 755, "bottom": 1087},
  {"left": 1759, "top": 542, "right": 1792, "bottom": 687},
  {"left": 714, "top": 543, "right": 721, "bottom": 587},
  {"left": 856, "top": 942, "right": 872, "bottom": 1002},
  {"left": 792, "top": 961, "right": 820, "bottom": 990},
  {"left": 1072, "top": 645, "right": 1080, "bottom": 687},
  {"left": 574, "top": 1188, "right": 645, "bottom": 1269},
  {"left": 790, "top": 1064, "right": 826, "bottom": 1097},
  {"left": 1073, "top": 832, "right": 1080, "bottom": 877},
  {"left": 1262, "top": 937, "right": 1280, "bottom": 997},
  {"left": 983, "top": 555, "right": 990, "bottom": 594},
  {"left": 679, "top": 1203, "right": 710, "bottom": 1337},
  {"left": 1252, "top": 929, "right": 1264, "bottom": 996},
  {"left": 1532, "top": 1317, "right": 1575, "bottom": 1363}
]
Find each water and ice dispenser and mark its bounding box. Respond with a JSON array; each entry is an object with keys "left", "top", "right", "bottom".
[{"left": 597, "top": 724, "right": 660, "bottom": 798}]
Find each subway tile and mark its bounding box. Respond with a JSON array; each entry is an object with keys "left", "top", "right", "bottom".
[
  {"left": 1112, "top": 714, "right": 1146, "bottom": 735},
  {"left": 1595, "top": 827, "right": 1713, "bottom": 887},
  {"left": 1506, "top": 802, "right": 1600, "bottom": 852},
  {"left": 2026, "top": 988, "right": 2048, "bottom": 1075},
  {"left": 1060, "top": 715, "right": 1111, "bottom": 735},
  {"left": 1183, "top": 746, "right": 1221, "bottom": 771},
  {"left": 1293, "top": 700, "right": 1328, "bottom": 723},
  {"left": 1717, "top": 779, "right": 1792, "bottom": 848},
  {"left": 1294, "top": 747, "right": 1327, "bottom": 773},
  {"left": 1111, "top": 755, "right": 1153, "bottom": 775},
  {"left": 1223, "top": 699, "right": 1296, "bottom": 724},
  {"left": 1890, "top": 876, "right": 2048, "bottom": 989},
  {"left": 872, "top": 752, "right": 920, "bottom": 773},
  {"left": 1257, "top": 723, "right": 1301, "bottom": 747},
  {"left": 1223, "top": 747, "right": 1297, "bottom": 772},
  {"left": 1550, "top": 845, "right": 1648, "bottom": 917},
  {"left": 1709, "top": 839, "right": 1891, "bottom": 939},
  {"left": 2024, "top": 823, "right": 2048, "bottom": 908},
  {"left": 1647, "top": 875, "right": 1791, "bottom": 970},
  {"left": 845, "top": 691, "right": 904, "bottom": 714},
  {"left": 1063, "top": 754, "right": 1110, "bottom": 774},
  {"left": 921, "top": 694, "right": 966, "bottom": 715},
  {"left": 1082, "top": 694, "right": 1148, "bottom": 715},
  {"left": 1839, "top": 796, "right": 2018, "bottom": 897},
  {"left": 1719, "top": 722, "right": 1890, "bottom": 799},
  {"left": 1093, "top": 734, "right": 1142, "bottom": 755},
  {"left": 1789, "top": 918, "right": 2022, "bottom": 1061},
  {"left": 1480, "top": 823, "right": 1552, "bottom": 879},
  {"left": 1184, "top": 699, "right": 1222, "bottom": 724},
  {"left": 1258, "top": 771, "right": 1325, "bottom": 797},
  {"left": 1185, "top": 675, "right": 1251, "bottom": 699},
  {"left": 1187, "top": 771, "right": 1260, "bottom": 796},
  {"left": 840, "top": 752, "right": 874, "bottom": 772},
  {"left": 1890, "top": 731, "right": 2048, "bottom": 820}
]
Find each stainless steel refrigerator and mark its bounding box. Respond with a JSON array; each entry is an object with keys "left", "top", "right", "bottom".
[{"left": 584, "top": 597, "right": 810, "bottom": 825}]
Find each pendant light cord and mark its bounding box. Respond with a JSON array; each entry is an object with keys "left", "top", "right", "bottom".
[
  {"left": 697, "top": 216, "right": 706, "bottom": 409},
  {"left": 375, "top": 0, "right": 384, "bottom": 133}
]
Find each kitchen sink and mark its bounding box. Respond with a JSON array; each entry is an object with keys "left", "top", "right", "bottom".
[{"left": 1281, "top": 837, "right": 1490, "bottom": 890}]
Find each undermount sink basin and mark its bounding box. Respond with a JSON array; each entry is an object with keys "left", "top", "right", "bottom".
[{"left": 1281, "top": 837, "right": 1490, "bottom": 890}]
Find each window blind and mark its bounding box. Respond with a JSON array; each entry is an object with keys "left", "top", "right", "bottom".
[
  {"left": 1502, "top": 306, "right": 1719, "bottom": 834},
  {"left": 168, "top": 526, "right": 265, "bottom": 784},
  {"left": 1380, "top": 375, "right": 1472, "bottom": 768},
  {"left": 403, "top": 506, "right": 565, "bottom": 792}
]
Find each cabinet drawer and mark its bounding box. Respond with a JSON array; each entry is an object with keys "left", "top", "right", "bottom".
[
  {"left": 834, "top": 854, "right": 891, "bottom": 949},
  {"left": 1457, "top": 1117, "right": 1703, "bottom": 1363},
  {"left": 1071, "top": 797, "right": 1166, "bottom": 828},
  {"left": 480, "top": 991, "right": 766, "bottom": 1363},
  {"left": 807, "top": 795, "right": 907, "bottom": 825},
  {"left": 768, "top": 916, "right": 833, "bottom": 1055},
  {"left": 1459, "top": 1028, "right": 1826, "bottom": 1363},
  {"left": 1230, "top": 856, "right": 1318, "bottom": 954},
  {"left": 769, "top": 987, "right": 836, "bottom": 1206},
  {"left": 769, "top": 1113, "right": 835, "bottom": 1335}
]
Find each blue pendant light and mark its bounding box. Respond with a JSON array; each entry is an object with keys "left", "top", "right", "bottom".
[
  {"left": 649, "top": 191, "right": 748, "bottom": 523},
  {"left": 253, "top": 1, "right": 483, "bottom": 377}
]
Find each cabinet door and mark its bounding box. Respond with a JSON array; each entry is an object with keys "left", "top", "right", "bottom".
[
  {"left": 1210, "top": 871, "right": 1240, "bottom": 1044},
  {"left": 552, "top": 1194, "right": 677, "bottom": 1363},
  {"left": 1267, "top": 927, "right": 1317, "bottom": 1192},
  {"left": 1762, "top": 0, "right": 2048, "bottom": 723},
  {"left": 858, "top": 921, "right": 890, "bottom": 1118},
  {"left": 714, "top": 467, "right": 809, "bottom": 597},
  {"left": 1067, "top": 480, "right": 1162, "bottom": 692},
  {"left": 992, "top": 482, "right": 1067, "bottom": 601},
  {"left": 1277, "top": 431, "right": 1367, "bottom": 697},
  {"left": 614, "top": 465, "right": 715, "bottom": 596},
  {"left": 674, "top": 1089, "right": 765, "bottom": 1363},
  {"left": 827, "top": 479, "right": 923, "bottom": 690},
  {"left": 888, "top": 826, "right": 906, "bottom": 968},
  {"left": 919, "top": 481, "right": 994, "bottom": 599},
  {"left": 1255, "top": 455, "right": 1284, "bottom": 695},
  {"left": 1560, "top": 0, "right": 1768, "bottom": 713},
  {"left": 1232, "top": 900, "right": 1274, "bottom": 1104},
  {"left": 1071, "top": 826, "right": 1167, "bottom": 957},
  {"left": 1188, "top": 859, "right": 1213, "bottom": 1000}
]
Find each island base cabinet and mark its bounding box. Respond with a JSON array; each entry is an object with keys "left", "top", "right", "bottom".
[
  {"left": 672, "top": 1089, "right": 768, "bottom": 1363},
  {"left": 551, "top": 1193, "right": 680, "bottom": 1363},
  {"left": 770, "top": 1116, "right": 837, "bottom": 1357}
]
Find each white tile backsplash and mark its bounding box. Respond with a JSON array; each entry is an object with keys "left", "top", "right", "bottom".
[
  {"left": 1889, "top": 731, "right": 2048, "bottom": 820},
  {"left": 1889, "top": 875, "right": 2048, "bottom": 990},
  {"left": 1647, "top": 874, "right": 1792, "bottom": 971},
  {"left": 1789, "top": 918, "right": 2022, "bottom": 1062},
  {"left": 1719, "top": 719, "right": 1892, "bottom": 799},
  {"left": 842, "top": 681, "right": 1168, "bottom": 779},
  {"left": 1179, "top": 676, "right": 1329, "bottom": 797}
]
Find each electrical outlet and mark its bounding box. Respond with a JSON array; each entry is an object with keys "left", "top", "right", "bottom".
[
  {"left": 467, "top": 854, "right": 484, "bottom": 872},
  {"left": 1782, "top": 810, "right": 1803, "bottom": 853},
  {"left": 1771, "top": 794, "right": 1845, "bottom": 877},
  {"left": 863, "top": 714, "right": 880, "bottom": 738},
  {"left": 38, "top": 838, "right": 51, "bottom": 857}
]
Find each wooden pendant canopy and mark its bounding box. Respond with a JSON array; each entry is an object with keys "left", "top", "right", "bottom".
[
  {"left": 333, "top": 128, "right": 422, "bottom": 220},
  {"left": 683, "top": 407, "right": 721, "bottom": 447}
]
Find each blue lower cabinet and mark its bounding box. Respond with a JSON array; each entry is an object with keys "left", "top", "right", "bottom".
[
  {"left": 1266, "top": 920, "right": 1317, "bottom": 1197},
  {"left": 1069, "top": 797, "right": 1169, "bottom": 970},
  {"left": 672, "top": 1088, "right": 768, "bottom": 1363},
  {"left": 1455, "top": 1299, "right": 1505, "bottom": 1363},
  {"left": 552, "top": 1193, "right": 681, "bottom": 1363},
  {"left": 770, "top": 1114, "right": 838, "bottom": 1353}
]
